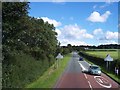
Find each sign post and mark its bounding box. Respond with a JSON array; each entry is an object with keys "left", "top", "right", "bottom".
[
  {"left": 56, "top": 53, "right": 63, "bottom": 68},
  {"left": 104, "top": 54, "right": 113, "bottom": 71}
]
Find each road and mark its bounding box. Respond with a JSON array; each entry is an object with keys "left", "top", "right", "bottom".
[{"left": 54, "top": 52, "right": 120, "bottom": 89}]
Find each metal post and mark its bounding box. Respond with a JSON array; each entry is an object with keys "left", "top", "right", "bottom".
[
  {"left": 58, "top": 59, "right": 59, "bottom": 67},
  {"left": 57, "top": 59, "right": 58, "bottom": 68},
  {"left": 106, "top": 61, "right": 108, "bottom": 71},
  {"left": 109, "top": 61, "right": 110, "bottom": 71}
]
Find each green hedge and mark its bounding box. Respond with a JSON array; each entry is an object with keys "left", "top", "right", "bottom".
[{"left": 2, "top": 51, "right": 55, "bottom": 88}]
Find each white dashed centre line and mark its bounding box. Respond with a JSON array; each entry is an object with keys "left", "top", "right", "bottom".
[
  {"left": 88, "top": 81, "right": 93, "bottom": 90},
  {"left": 78, "top": 61, "right": 93, "bottom": 89},
  {"left": 84, "top": 74, "right": 88, "bottom": 79}
]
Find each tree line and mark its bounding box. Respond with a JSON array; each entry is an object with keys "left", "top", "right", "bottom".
[
  {"left": 2, "top": 2, "right": 69, "bottom": 88},
  {"left": 72, "top": 44, "right": 120, "bottom": 51},
  {"left": 2, "top": 2, "right": 59, "bottom": 61}
]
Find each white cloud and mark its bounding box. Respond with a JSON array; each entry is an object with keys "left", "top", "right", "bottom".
[
  {"left": 105, "top": 0, "right": 112, "bottom": 4},
  {"left": 87, "top": 11, "right": 111, "bottom": 23},
  {"left": 97, "top": 31, "right": 120, "bottom": 41},
  {"left": 52, "top": 0, "right": 65, "bottom": 2},
  {"left": 99, "top": 40, "right": 118, "bottom": 45},
  {"left": 99, "top": 1, "right": 112, "bottom": 9},
  {"left": 60, "top": 39, "right": 90, "bottom": 46},
  {"left": 83, "top": 33, "right": 94, "bottom": 39},
  {"left": 39, "top": 17, "right": 61, "bottom": 27},
  {"left": 93, "top": 28, "right": 103, "bottom": 35},
  {"left": 105, "top": 31, "right": 118, "bottom": 39},
  {"left": 52, "top": 0, "right": 65, "bottom": 4},
  {"left": 56, "top": 24, "right": 93, "bottom": 46},
  {"left": 106, "top": 40, "right": 118, "bottom": 44},
  {"left": 60, "top": 24, "right": 93, "bottom": 39},
  {"left": 99, "top": 4, "right": 109, "bottom": 9}
]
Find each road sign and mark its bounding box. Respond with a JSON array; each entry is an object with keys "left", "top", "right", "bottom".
[
  {"left": 104, "top": 54, "right": 113, "bottom": 71},
  {"left": 56, "top": 53, "right": 63, "bottom": 68},
  {"left": 56, "top": 53, "right": 63, "bottom": 59},
  {"left": 104, "top": 54, "right": 113, "bottom": 61}
]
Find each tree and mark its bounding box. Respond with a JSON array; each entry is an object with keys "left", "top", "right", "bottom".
[
  {"left": 2, "top": 2, "right": 58, "bottom": 88},
  {"left": 67, "top": 44, "right": 72, "bottom": 53},
  {"left": 2, "top": 2, "right": 30, "bottom": 52}
]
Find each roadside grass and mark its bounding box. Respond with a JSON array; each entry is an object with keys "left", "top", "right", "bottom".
[
  {"left": 107, "top": 73, "right": 120, "bottom": 83},
  {"left": 26, "top": 53, "right": 72, "bottom": 88},
  {"left": 100, "top": 66, "right": 120, "bottom": 84}
]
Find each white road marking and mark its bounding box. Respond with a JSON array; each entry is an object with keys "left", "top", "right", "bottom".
[
  {"left": 98, "top": 78, "right": 103, "bottom": 83},
  {"left": 78, "top": 61, "right": 93, "bottom": 90},
  {"left": 84, "top": 61, "right": 91, "bottom": 66},
  {"left": 84, "top": 74, "right": 87, "bottom": 79},
  {"left": 88, "top": 81, "right": 93, "bottom": 90},
  {"left": 94, "top": 76, "right": 112, "bottom": 88},
  {"left": 78, "top": 61, "right": 87, "bottom": 71}
]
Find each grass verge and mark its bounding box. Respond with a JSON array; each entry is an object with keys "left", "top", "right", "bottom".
[{"left": 26, "top": 53, "right": 72, "bottom": 88}]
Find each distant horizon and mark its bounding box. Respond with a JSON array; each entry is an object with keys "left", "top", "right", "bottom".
[
  {"left": 60, "top": 43, "right": 120, "bottom": 47},
  {"left": 29, "top": 2, "right": 118, "bottom": 46}
]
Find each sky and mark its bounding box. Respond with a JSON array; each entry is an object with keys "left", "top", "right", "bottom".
[{"left": 28, "top": 2, "right": 119, "bottom": 46}]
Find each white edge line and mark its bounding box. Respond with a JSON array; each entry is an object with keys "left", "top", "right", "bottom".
[
  {"left": 78, "top": 61, "right": 87, "bottom": 71},
  {"left": 88, "top": 81, "right": 93, "bottom": 90}
]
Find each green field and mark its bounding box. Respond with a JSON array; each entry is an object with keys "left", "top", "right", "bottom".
[{"left": 85, "top": 51, "right": 118, "bottom": 60}]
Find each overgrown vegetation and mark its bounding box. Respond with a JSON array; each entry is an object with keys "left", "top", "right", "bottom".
[
  {"left": 3, "top": 51, "right": 51, "bottom": 87},
  {"left": 26, "top": 54, "right": 71, "bottom": 88},
  {"left": 2, "top": 2, "right": 72, "bottom": 88},
  {"left": 2, "top": 2, "right": 59, "bottom": 88}
]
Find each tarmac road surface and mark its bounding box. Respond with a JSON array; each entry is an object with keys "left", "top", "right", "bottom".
[{"left": 54, "top": 52, "right": 120, "bottom": 89}]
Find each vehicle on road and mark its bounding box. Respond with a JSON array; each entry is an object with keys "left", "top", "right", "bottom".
[
  {"left": 88, "top": 65, "right": 101, "bottom": 75},
  {"left": 79, "top": 57, "right": 83, "bottom": 61}
]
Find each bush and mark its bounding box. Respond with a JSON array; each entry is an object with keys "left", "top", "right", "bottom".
[{"left": 2, "top": 50, "right": 53, "bottom": 88}]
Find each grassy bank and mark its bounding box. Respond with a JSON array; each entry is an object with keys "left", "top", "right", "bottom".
[
  {"left": 2, "top": 51, "right": 55, "bottom": 88},
  {"left": 26, "top": 53, "right": 72, "bottom": 88}
]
